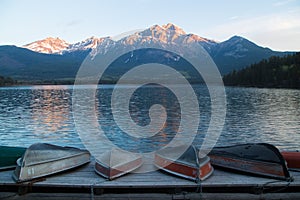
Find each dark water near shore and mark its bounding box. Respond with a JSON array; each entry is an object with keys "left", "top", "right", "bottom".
[{"left": 0, "top": 85, "right": 299, "bottom": 151}]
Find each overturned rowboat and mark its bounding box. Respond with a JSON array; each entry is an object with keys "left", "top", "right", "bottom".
[
  {"left": 281, "top": 151, "right": 300, "bottom": 171},
  {"left": 13, "top": 143, "right": 91, "bottom": 182},
  {"left": 0, "top": 145, "right": 26, "bottom": 171},
  {"left": 94, "top": 148, "right": 143, "bottom": 180},
  {"left": 154, "top": 145, "right": 213, "bottom": 181},
  {"left": 209, "top": 143, "right": 292, "bottom": 181}
]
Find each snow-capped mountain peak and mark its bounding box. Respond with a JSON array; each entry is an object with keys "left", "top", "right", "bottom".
[
  {"left": 22, "top": 23, "right": 219, "bottom": 55},
  {"left": 22, "top": 36, "right": 114, "bottom": 54},
  {"left": 64, "top": 36, "right": 112, "bottom": 53},
  {"left": 162, "top": 23, "right": 186, "bottom": 35},
  {"left": 136, "top": 23, "right": 187, "bottom": 44},
  {"left": 23, "top": 37, "right": 69, "bottom": 54}
]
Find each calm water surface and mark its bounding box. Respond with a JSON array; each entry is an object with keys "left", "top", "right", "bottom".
[{"left": 0, "top": 85, "right": 299, "bottom": 151}]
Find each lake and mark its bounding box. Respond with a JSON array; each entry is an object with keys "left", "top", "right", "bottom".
[{"left": 0, "top": 85, "right": 299, "bottom": 151}]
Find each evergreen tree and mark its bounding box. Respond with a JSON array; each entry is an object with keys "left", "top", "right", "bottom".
[
  {"left": 0, "top": 75, "right": 16, "bottom": 86},
  {"left": 223, "top": 52, "right": 300, "bottom": 89}
]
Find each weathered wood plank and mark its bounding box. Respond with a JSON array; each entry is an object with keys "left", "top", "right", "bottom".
[
  {"left": 1, "top": 161, "right": 299, "bottom": 194},
  {"left": 2, "top": 192, "right": 300, "bottom": 200}
]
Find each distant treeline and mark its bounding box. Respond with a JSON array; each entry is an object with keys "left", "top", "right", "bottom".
[
  {"left": 18, "top": 79, "right": 75, "bottom": 85},
  {"left": 223, "top": 52, "right": 300, "bottom": 89},
  {"left": 0, "top": 76, "right": 16, "bottom": 86}
]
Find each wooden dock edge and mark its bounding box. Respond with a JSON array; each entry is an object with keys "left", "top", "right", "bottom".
[
  {"left": 1, "top": 163, "right": 299, "bottom": 199},
  {"left": 1, "top": 181, "right": 300, "bottom": 200},
  {"left": 1, "top": 192, "right": 300, "bottom": 200},
  {"left": 1, "top": 182, "right": 300, "bottom": 193}
]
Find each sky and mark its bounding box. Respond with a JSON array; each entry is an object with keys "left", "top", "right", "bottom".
[{"left": 0, "top": 0, "right": 299, "bottom": 51}]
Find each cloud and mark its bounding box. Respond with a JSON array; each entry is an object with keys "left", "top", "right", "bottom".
[
  {"left": 273, "top": 0, "right": 295, "bottom": 7},
  {"left": 229, "top": 16, "right": 239, "bottom": 20},
  {"left": 202, "top": 10, "right": 300, "bottom": 51},
  {"left": 214, "top": 12, "right": 299, "bottom": 35}
]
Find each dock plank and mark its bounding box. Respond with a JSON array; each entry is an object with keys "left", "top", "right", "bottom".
[
  {"left": 1, "top": 160, "right": 299, "bottom": 196},
  {"left": 1, "top": 192, "right": 300, "bottom": 200}
]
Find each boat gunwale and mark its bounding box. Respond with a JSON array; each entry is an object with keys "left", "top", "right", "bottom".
[
  {"left": 95, "top": 155, "right": 143, "bottom": 170},
  {"left": 95, "top": 153, "right": 142, "bottom": 169},
  {"left": 155, "top": 152, "right": 210, "bottom": 168},
  {"left": 0, "top": 165, "right": 17, "bottom": 171},
  {"left": 211, "top": 143, "right": 287, "bottom": 163},
  {"left": 209, "top": 154, "right": 292, "bottom": 181},
  {"left": 154, "top": 163, "right": 197, "bottom": 181},
  {"left": 154, "top": 154, "right": 213, "bottom": 181},
  {"left": 19, "top": 150, "right": 90, "bottom": 167},
  {"left": 210, "top": 153, "right": 285, "bottom": 165},
  {"left": 210, "top": 151, "right": 285, "bottom": 164},
  {"left": 94, "top": 157, "right": 143, "bottom": 180}
]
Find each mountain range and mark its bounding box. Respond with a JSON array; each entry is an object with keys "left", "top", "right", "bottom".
[{"left": 0, "top": 23, "right": 293, "bottom": 83}]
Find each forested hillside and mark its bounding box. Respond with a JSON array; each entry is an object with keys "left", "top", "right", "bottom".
[
  {"left": 223, "top": 52, "right": 300, "bottom": 89},
  {"left": 0, "top": 75, "right": 16, "bottom": 86}
]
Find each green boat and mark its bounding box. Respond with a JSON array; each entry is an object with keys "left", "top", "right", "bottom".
[{"left": 0, "top": 146, "right": 26, "bottom": 170}]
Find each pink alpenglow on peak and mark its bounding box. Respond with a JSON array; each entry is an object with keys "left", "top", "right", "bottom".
[
  {"left": 23, "top": 37, "right": 70, "bottom": 54},
  {"left": 162, "top": 23, "right": 186, "bottom": 35},
  {"left": 22, "top": 23, "right": 218, "bottom": 54}
]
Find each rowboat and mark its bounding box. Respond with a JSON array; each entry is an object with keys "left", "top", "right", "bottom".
[
  {"left": 13, "top": 143, "right": 91, "bottom": 182},
  {"left": 94, "top": 148, "right": 143, "bottom": 180},
  {"left": 208, "top": 143, "right": 292, "bottom": 180},
  {"left": 281, "top": 151, "right": 300, "bottom": 171},
  {"left": 0, "top": 146, "right": 26, "bottom": 171},
  {"left": 154, "top": 145, "right": 214, "bottom": 181}
]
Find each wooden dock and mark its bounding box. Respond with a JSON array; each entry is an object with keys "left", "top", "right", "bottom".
[{"left": 0, "top": 161, "right": 299, "bottom": 200}]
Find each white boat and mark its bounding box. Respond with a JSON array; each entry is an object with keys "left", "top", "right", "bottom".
[
  {"left": 13, "top": 143, "right": 91, "bottom": 182},
  {"left": 94, "top": 148, "right": 143, "bottom": 180}
]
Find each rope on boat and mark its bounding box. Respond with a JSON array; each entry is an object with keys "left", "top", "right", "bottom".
[
  {"left": 255, "top": 177, "right": 294, "bottom": 194},
  {"left": 289, "top": 168, "right": 300, "bottom": 172},
  {"left": 90, "top": 184, "right": 94, "bottom": 200},
  {"left": 195, "top": 146, "right": 203, "bottom": 199},
  {"left": 195, "top": 177, "right": 203, "bottom": 199},
  {"left": 90, "top": 178, "right": 108, "bottom": 200},
  {"left": 195, "top": 156, "right": 203, "bottom": 199},
  {"left": 16, "top": 177, "right": 46, "bottom": 195}
]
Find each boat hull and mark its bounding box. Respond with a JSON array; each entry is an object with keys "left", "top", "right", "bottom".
[
  {"left": 0, "top": 146, "right": 26, "bottom": 171},
  {"left": 209, "top": 154, "right": 288, "bottom": 180},
  {"left": 13, "top": 143, "right": 91, "bottom": 182},
  {"left": 94, "top": 149, "right": 143, "bottom": 180},
  {"left": 281, "top": 151, "right": 300, "bottom": 170},
  {"left": 95, "top": 157, "right": 143, "bottom": 180},
  {"left": 154, "top": 153, "right": 213, "bottom": 181},
  {"left": 209, "top": 143, "right": 291, "bottom": 180},
  {"left": 154, "top": 145, "right": 214, "bottom": 181}
]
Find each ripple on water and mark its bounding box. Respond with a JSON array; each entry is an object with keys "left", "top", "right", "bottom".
[{"left": 0, "top": 85, "right": 299, "bottom": 151}]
